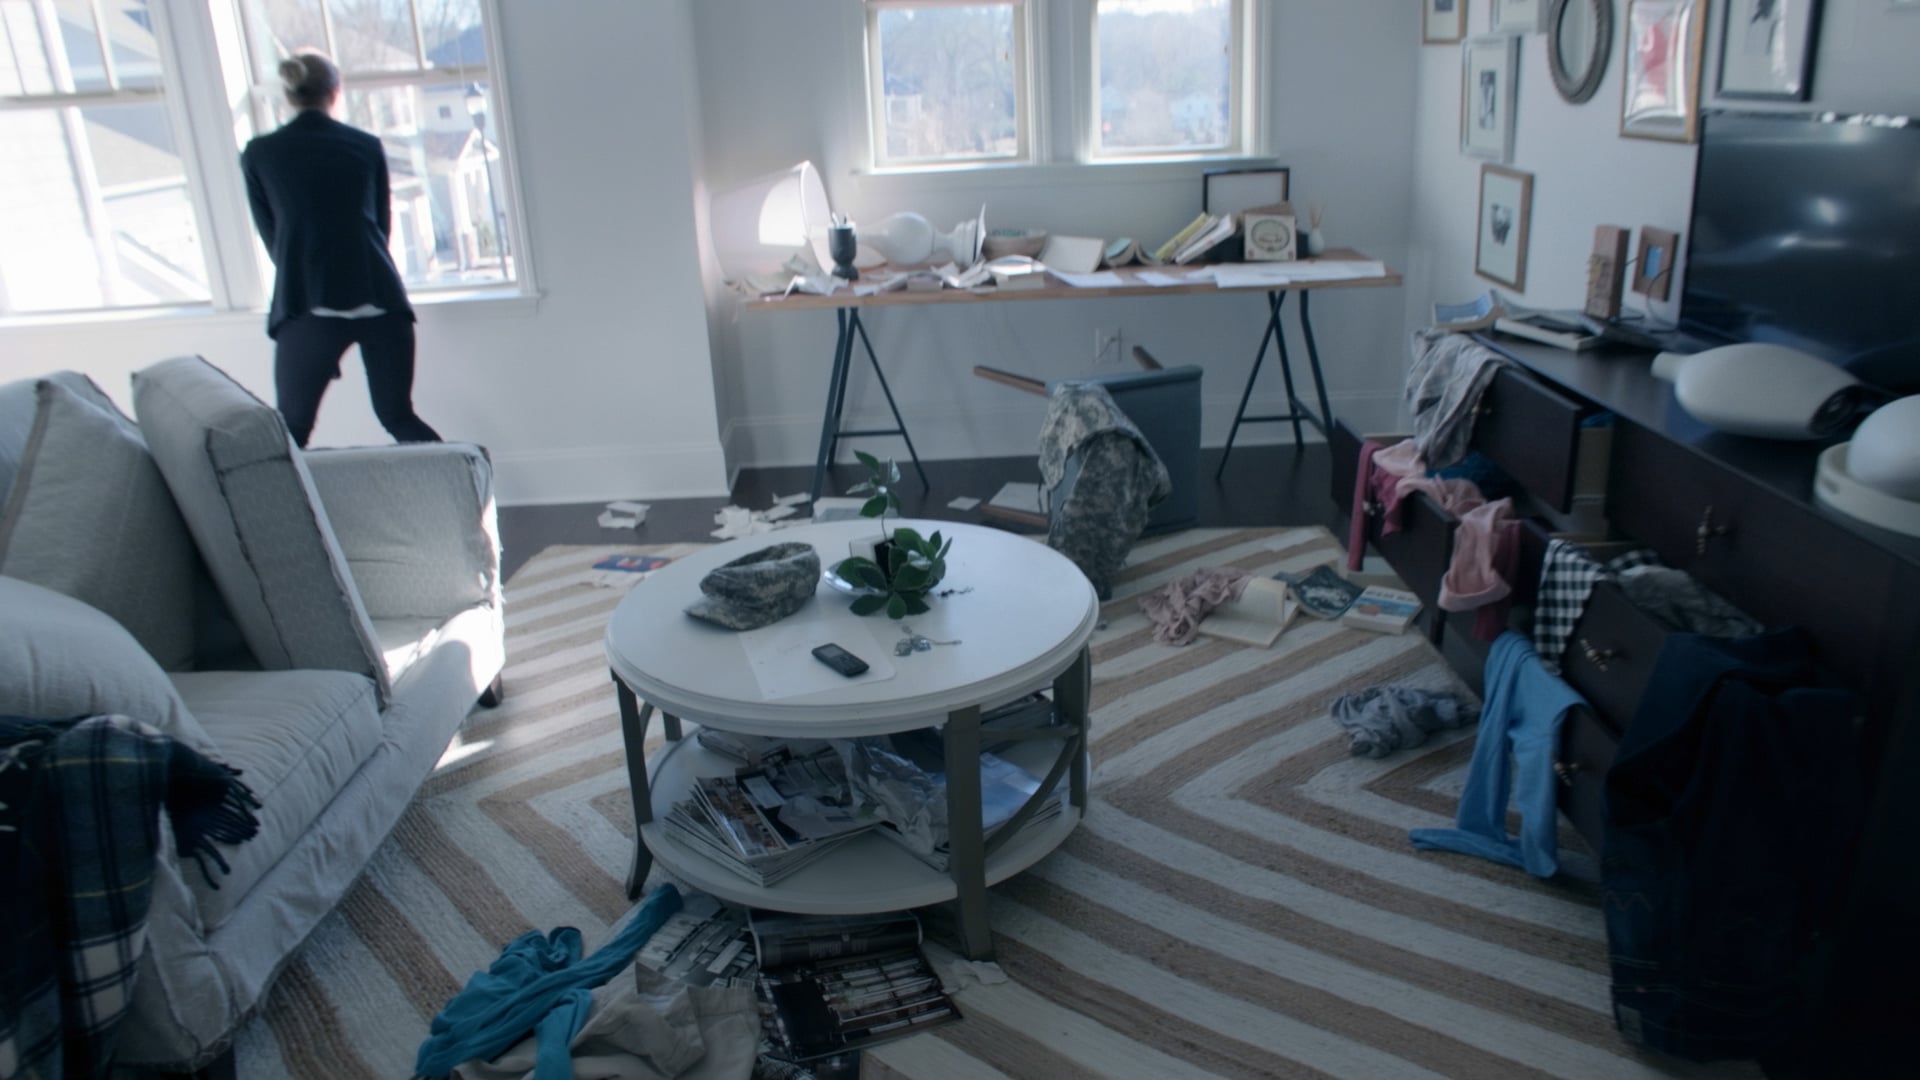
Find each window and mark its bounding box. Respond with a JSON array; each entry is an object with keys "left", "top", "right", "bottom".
[
  {"left": 0, "top": 0, "right": 211, "bottom": 314},
  {"left": 236, "top": 0, "right": 515, "bottom": 290},
  {"left": 0, "top": 0, "right": 524, "bottom": 319},
  {"left": 1093, "top": 0, "right": 1240, "bottom": 157},
  {"left": 860, "top": 0, "right": 1261, "bottom": 170},
  {"left": 865, "top": 0, "right": 1031, "bottom": 168}
]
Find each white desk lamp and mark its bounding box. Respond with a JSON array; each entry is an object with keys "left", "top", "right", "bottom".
[{"left": 709, "top": 161, "right": 835, "bottom": 281}]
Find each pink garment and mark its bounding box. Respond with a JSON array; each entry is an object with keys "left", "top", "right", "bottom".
[
  {"left": 1390, "top": 474, "right": 1485, "bottom": 533},
  {"left": 1347, "top": 440, "right": 1384, "bottom": 571},
  {"left": 1138, "top": 566, "right": 1254, "bottom": 645},
  {"left": 1349, "top": 439, "right": 1436, "bottom": 569},
  {"left": 1440, "top": 497, "right": 1522, "bottom": 641}
]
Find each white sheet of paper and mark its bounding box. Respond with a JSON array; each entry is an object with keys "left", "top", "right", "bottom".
[
  {"left": 947, "top": 496, "right": 982, "bottom": 510},
  {"left": 739, "top": 615, "right": 896, "bottom": 701},
  {"left": 773, "top": 492, "right": 812, "bottom": 507},
  {"left": 1050, "top": 270, "right": 1126, "bottom": 288},
  {"left": 1038, "top": 234, "right": 1107, "bottom": 275},
  {"left": 1136, "top": 271, "right": 1194, "bottom": 287}
]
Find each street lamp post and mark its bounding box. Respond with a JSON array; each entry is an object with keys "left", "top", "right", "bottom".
[{"left": 465, "top": 88, "right": 505, "bottom": 274}]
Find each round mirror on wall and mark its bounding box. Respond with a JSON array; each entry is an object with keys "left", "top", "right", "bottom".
[{"left": 1548, "top": 0, "right": 1613, "bottom": 105}]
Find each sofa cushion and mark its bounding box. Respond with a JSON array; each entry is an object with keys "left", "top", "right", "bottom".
[
  {"left": 2, "top": 371, "right": 120, "bottom": 505},
  {"left": 0, "top": 576, "right": 213, "bottom": 755},
  {"left": 170, "top": 669, "right": 382, "bottom": 928},
  {"left": 0, "top": 377, "right": 200, "bottom": 671},
  {"left": 131, "top": 356, "right": 389, "bottom": 703}
]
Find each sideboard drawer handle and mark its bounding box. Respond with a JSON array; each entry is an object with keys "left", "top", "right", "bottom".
[
  {"left": 1553, "top": 760, "right": 1581, "bottom": 787},
  {"left": 1696, "top": 505, "right": 1731, "bottom": 555},
  {"left": 1581, "top": 638, "right": 1616, "bottom": 672}
]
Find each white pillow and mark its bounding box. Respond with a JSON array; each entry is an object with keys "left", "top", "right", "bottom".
[{"left": 0, "top": 377, "right": 200, "bottom": 671}]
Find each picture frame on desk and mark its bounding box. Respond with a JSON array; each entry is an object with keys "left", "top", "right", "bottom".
[
  {"left": 1425, "top": 0, "right": 1468, "bottom": 43},
  {"left": 1717, "top": 0, "right": 1822, "bottom": 101},
  {"left": 1620, "top": 0, "right": 1709, "bottom": 142},
  {"left": 1461, "top": 35, "right": 1521, "bottom": 162},
  {"left": 1493, "top": 0, "right": 1550, "bottom": 32},
  {"left": 1476, "top": 164, "right": 1534, "bottom": 291},
  {"left": 1202, "top": 167, "right": 1290, "bottom": 214}
]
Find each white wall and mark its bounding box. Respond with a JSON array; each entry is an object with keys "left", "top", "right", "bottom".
[
  {"left": 0, "top": 0, "right": 729, "bottom": 506},
  {"left": 1403, "top": 0, "right": 1920, "bottom": 336},
  {"left": 693, "top": 0, "right": 1423, "bottom": 475}
]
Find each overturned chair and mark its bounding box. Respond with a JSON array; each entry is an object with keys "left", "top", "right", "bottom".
[{"left": 975, "top": 348, "right": 1191, "bottom": 598}]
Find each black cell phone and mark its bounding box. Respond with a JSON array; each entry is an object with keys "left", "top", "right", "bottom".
[{"left": 811, "top": 643, "right": 869, "bottom": 677}]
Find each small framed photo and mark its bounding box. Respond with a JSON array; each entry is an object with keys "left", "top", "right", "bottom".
[
  {"left": 1492, "top": 0, "right": 1550, "bottom": 32},
  {"left": 1621, "top": 0, "right": 1709, "bottom": 142},
  {"left": 1718, "top": 0, "right": 1823, "bottom": 100},
  {"left": 1425, "top": 0, "right": 1468, "bottom": 44},
  {"left": 1202, "top": 167, "right": 1290, "bottom": 214},
  {"left": 1632, "top": 226, "right": 1680, "bottom": 301},
  {"left": 1476, "top": 165, "right": 1534, "bottom": 291},
  {"left": 1461, "top": 35, "right": 1522, "bottom": 162}
]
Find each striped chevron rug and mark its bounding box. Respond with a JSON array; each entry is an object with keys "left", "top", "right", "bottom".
[{"left": 235, "top": 527, "right": 1752, "bottom": 1079}]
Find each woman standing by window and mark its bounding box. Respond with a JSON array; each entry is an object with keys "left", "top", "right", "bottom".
[{"left": 241, "top": 51, "right": 441, "bottom": 448}]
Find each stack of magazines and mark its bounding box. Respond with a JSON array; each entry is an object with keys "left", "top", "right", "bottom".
[
  {"left": 844, "top": 735, "right": 1064, "bottom": 874},
  {"left": 752, "top": 911, "right": 958, "bottom": 1065},
  {"left": 663, "top": 749, "right": 885, "bottom": 886}
]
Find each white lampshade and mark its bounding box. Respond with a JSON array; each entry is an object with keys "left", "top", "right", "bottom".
[
  {"left": 709, "top": 161, "right": 834, "bottom": 280},
  {"left": 1672, "top": 342, "right": 1862, "bottom": 440},
  {"left": 1849, "top": 395, "right": 1920, "bottom": 499}
]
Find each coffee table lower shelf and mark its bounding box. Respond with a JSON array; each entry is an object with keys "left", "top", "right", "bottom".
[{"left": 640, "top": 731, "right": 1084, "bottom": 916}]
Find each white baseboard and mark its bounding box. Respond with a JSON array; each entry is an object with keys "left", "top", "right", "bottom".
[{"left": 492, "top": 441, "right": 729, "bottom": 506}]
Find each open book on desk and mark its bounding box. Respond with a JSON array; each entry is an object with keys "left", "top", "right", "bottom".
[{"left": 752, "top": 911, "right": 958, "bottom": 1063}]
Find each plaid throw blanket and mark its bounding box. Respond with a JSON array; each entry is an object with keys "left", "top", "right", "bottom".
[{"left": 0, "top": 714, "right": 260, "bottom": 1080}]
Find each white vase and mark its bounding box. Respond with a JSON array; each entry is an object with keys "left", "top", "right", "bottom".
[{"left": 1302, "top": 230, "right": 1327, "bottom": 257}]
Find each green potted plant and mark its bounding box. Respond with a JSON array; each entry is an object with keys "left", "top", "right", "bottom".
[{"left": 833, "top": 451, "right": 952, "bottom": 618}]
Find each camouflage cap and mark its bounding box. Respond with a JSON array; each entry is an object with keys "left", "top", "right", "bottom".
[{"left": 683, "top": 541, "right": 821, "bottom": 631}]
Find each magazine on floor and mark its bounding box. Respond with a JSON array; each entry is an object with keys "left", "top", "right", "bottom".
[
  {"left": 634, "top": 890, "right": 757, "bottom": 988},
  {"left": 752, "top": 910, "right": 959, "bottom": 1063},
  {"left": 848, "top": 736, "right": 1064, "bottom": 874}
]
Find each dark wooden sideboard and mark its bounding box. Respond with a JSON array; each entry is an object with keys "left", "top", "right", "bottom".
[{"left": 1332, "top": 337, "right": 1919, "bottom": 1067}]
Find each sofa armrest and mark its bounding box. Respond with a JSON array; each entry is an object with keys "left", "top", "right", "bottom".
[{"left": 302, "top": 443, "right": 500, "bottom": 621}]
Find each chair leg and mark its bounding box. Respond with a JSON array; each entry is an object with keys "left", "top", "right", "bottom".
[{"left": 478, "top": 672, "right": 505, "bottom": 708}]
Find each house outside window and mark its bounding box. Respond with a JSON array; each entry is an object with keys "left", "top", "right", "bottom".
[{"left": 0, "top": 0, "right": 526, "bottom": 319}]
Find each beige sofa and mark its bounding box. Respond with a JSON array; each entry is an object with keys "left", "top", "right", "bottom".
[{"left": 0, "top": 357, "right": 505, "bottom": 1072}]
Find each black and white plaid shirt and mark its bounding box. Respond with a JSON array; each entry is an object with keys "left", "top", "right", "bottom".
[{"left": 1534, "top": 539, "right": 1662, "bottom": 673}]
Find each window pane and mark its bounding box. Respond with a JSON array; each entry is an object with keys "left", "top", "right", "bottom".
[
  {"left": 342, "top": 80, "right": 512, "bottom": 289},
  {"left": 0, "top": 103, "right": 211, "bottom": 313},
  {"left": 418, "top": 0, "right": 483, "bottom": 68},
  {"left": 875, "top": 5, "right": 1018, "bottom": 163},
  {"left": 327, "top": 0, "right": 420, "bottom": 72},
  {"left": 254, "top": 0, "right": 330, "bottom": 58},
  {"left": 1097, "top": 0, "right": 1232, "bottom": 154}
]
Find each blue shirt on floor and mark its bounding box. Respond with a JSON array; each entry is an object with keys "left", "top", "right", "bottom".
[
  {"left": 1409, "top": 631, "right": 1586, "bottom": 877},
  {"left": 415, "top": 883, "right": 683, "bottom": 1079}
]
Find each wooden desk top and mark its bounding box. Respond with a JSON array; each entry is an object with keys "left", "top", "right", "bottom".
[{"left": 744, "top": 248, "right": 1402, "bottom": 312}]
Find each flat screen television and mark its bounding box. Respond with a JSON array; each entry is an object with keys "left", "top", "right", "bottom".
[{"left": 1682, "top": 111, "right": 1920, "bottom": 393}]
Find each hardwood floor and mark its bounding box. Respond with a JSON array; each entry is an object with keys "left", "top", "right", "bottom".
[{"left": 497, "top": 443, "right": 1338, "bottom": 580}]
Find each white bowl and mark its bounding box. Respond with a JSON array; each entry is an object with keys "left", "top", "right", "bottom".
[{"left": 1814, "top": 443, "right": 1920, "bottom": 538}]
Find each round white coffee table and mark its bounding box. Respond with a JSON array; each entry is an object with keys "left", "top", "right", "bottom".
[{"left": 603, "top": 519, "right": 1098, "bottom": 959}]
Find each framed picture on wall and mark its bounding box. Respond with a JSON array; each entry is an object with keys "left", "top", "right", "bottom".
[
  {"left": 1718, "top": 0, "right": 1823, "bottom": 100},
  {"left": 1621, "top": 0, "right": 1709, "bottom": 142},
  {"left": 1493, "top": 0, "right": 1551, "bottom": 32},
  {"left": 1425, "top": 0, "right": 1468, "bottom": 44},
  {"left": 1461, "top": 36, "right": 1522, "bottom": 162},
  {"left": 1476, "top": 165, "right": 1534, "bottom": 291}
]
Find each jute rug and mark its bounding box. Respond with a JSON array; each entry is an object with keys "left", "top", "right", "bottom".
[{"left": 234, "top": 527, "right": 1751, "bottom": 1079}]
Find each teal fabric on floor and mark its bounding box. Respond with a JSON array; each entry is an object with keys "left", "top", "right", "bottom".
[{"left": 414, "top": 883, "right": 683, "bottom": 1079}]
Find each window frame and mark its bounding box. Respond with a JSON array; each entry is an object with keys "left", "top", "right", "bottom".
[
  {"left": 0, "top": 0, "right": 535, "bottom": 323},
  {"left": 857, "top": 0, "right": 1270, "bottom": 175},
  {"left": 863, "top": 0, "right": 1038, "bottom": 170}
]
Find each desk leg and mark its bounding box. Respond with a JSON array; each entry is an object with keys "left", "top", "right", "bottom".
[
  {"left": 1298, "top": 289, "right": 1334, "bottom": 435},
  {"left": 853, "top": 313, "right": 930, "bottom": 492},
  {"left": 1053, "top": 646, "right": 1092, "bottom": 811},
  {"left": 614, "top": 672, "right": 657, "bottom": 901},
  {"left": 810, "top": 309, "right": 856, "bottom": 503},
  {"left": 1217, "top": 291, "right": 1292, "bottom": 479},
  {"left": 943, "top": 703, "right": 992, "bottom": 960}
]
